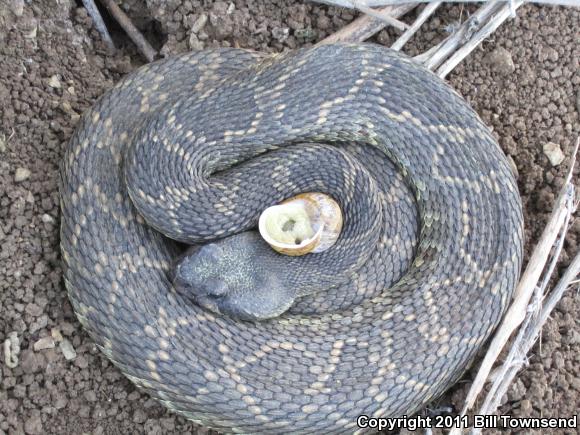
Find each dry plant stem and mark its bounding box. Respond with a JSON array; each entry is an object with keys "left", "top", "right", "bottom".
[
  {"left": 355, "top": 3, "right": 410, "bottom": 30},
  {"left": 82, "top": 0, "right": 115, "bottom": 49},
  {"left": 470, "top": 176, "right": 576, "bottom": 433},
  {"left": 98, "top": 0, "right": 157, "bottom": 62},
  {"left": 472, "top": 239, "right": 579, "bottom": 435},
  {"left": 313, "top": 0, "right": 580, "bottom": 5},
  {"left": 316, "top": 0, "right": 579, "bottom": 55},
  {"left": 414, "top": 0, "right": 501, "bottom": 70},
  {"left": 391, "top": 1, "right": 442, "bottom": 50},
  {"left": 318, "top": 3, "right": 417, "bottom": 44},
  {"left": 453, "top": 140, "right": 579, "bottom": 430},
  {"left": 539, "top": 249, "right": 580, "bottom": 331},
  {"left": 436, "top": 0, "right": 525, "bottom": 77}
]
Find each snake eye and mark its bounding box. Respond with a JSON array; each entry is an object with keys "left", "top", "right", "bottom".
[{"left": 258, "top": 192, "right": 342, "bottom": 256}]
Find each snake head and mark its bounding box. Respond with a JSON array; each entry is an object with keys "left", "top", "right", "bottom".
[{"left": 172, "top": 232, "right": 298, "bottom": 321}]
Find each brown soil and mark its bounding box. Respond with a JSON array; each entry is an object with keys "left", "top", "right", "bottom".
[{"left": 0, "top": 1, "right": 578, "bottom": 434}]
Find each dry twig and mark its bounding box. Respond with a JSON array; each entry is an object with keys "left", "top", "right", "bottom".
[
  {"left": 82, "top": 0, "right": 115, "bottom": 50},
  {"left": 354, "top": 3, "right": 410, "bottom": 30},
  {"left": 391, "top": 2, "right": 442, "bottom": 50},
  {"left": 314, "top": 0, "right": 580, "bottom": 7},
  {"left": 99, "top": 0, "right": 158, "bottom": 62},
  {"left": 434, "top": 0, "right": 525, "bottom": 78},
  {"left": 414, "top": 1, "right": 503, "bottom": 71},
  {"left": 316, "top": 0, "right": 578, "bottom": 77},
  {"left": 318, "top": 3, "right": 417, "bottom": 44}
]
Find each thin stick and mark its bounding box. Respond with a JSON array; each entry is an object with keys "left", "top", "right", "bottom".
[
  {"left": 355, "top": 3, "right": 410, "bottom": 31},
  {"left": 458, "top": 139, "right": 579, "bottom": 419},
  {"left": 436, "top": 0, "right": 525, "bottom": 78},
  {"left": 313, "top": 0, "right": 580, "bottom": 6},
  {"left": 317, "top": 3, "right": 417, "bottom": 45},
  {"left": 474, "top": 141, "right": 579, "bottom": 421},
  {"left": 539, "top": 252, "right": 580, "bottom": 328},
  {"left": 315, "top": 0, "right": 579, "bottom": 53},
  {"left": 414, "top": 0, "right": 501, "bottom": 70},
  {"left": 98, "top": 0, "right": 157, "bottom": 62},
  {"left": 391, "top": 2, "right": 442, "bottom": 51},
  {"left": 473, "top": 231, "right": 578, "bottom": 434},
  {"left": 82, "top": 0, "right": 115, "bottom": 50}
]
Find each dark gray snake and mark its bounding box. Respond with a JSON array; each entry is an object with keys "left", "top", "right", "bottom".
[{"left": 60, "top": 43, "right": 523, "bottom": 433}]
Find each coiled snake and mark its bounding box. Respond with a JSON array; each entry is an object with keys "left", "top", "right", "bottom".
[{"left": 60, "top": 44, "right": 523, "bottom": 433}]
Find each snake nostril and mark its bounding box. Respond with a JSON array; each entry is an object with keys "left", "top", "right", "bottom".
[{"left": 204, "top": 278, "right": 229, "bottom": 297}]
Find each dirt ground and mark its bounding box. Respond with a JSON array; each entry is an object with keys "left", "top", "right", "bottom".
[{"left": 0, "top": 0, "right": 578, "bottom": 434}]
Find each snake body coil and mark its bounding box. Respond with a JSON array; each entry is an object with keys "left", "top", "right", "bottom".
[{"left": 60, "top": 44, "right": 523, "bottom": 433}]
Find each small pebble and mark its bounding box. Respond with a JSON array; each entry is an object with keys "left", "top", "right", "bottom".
[
  {"left": 191, "top": 14, "right": 208, "bottom": 33},
  {"left": 41, "top": 213, "right": 54, "bottom": 223},
  {"left": 272, "top": 27, "right": 289, "bottom": 43},
  {"left": 24, "top": 23, "right": 37, "bottom": 39},
  {"left": 59, "top": 339, "right": 77, "bottom": 360},
  {"left": 51, "top": 328, "right": 64, "bottom": 342},
  {"left": 188, "top": 34, "right": 204, "bottom": 51},
  {"left": 10, "top": 0, "right": 24, "bottom": 17},
  {"left": 33, "top": 336, "right": 55, "bottom": 351},
  {"left": 61, "top": 101, "right": 80, "bottom": 121},
  {"left": 48, "top": 75, "right": 61, "bottom": 88},
  {"left": 14, "top": 167, "right": 31, "bottom": 182},
  {"left": 543, "top": 142, "right": 565, "bottom": 166}
]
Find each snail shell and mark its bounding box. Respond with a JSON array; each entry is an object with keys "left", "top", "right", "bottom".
[{"left": 258, "top": 192, "right": 343, "bottom": 256}]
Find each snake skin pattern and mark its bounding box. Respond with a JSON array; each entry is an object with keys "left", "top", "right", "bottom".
[{"left": 60, "top": 44, "right": 523, "bottom": 433}]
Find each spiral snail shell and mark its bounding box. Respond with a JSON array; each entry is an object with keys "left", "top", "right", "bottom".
[{"left": 258, "top": 192, "right": 343, "bottom": 256}]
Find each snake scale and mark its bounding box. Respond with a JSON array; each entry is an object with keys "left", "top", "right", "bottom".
[{"left": 60, "top": 44, "right": 523, "bottom": 433}]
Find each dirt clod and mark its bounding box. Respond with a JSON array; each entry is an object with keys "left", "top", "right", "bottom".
[
  {"left": 23, "top": 409, "right": 43, "bottom": 435},
  {"left": 484, "top": 47, "right": 516, "bottom": 75}
]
